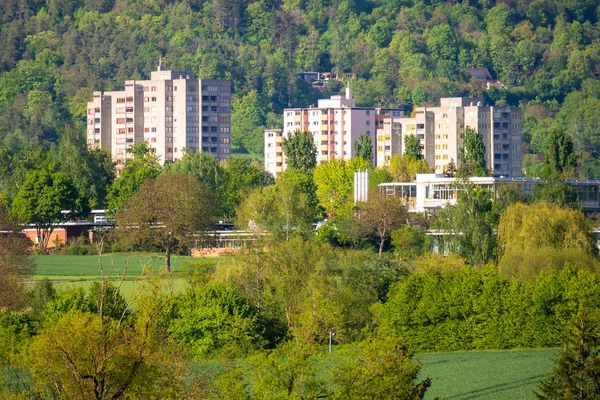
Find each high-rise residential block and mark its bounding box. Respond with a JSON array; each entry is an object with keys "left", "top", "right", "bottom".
[
  {"left": 86, "top": 68, "right": 231, "bottom": 165},
  {"left": 375, "top": 97, "right": 522, "bottom": 177},
  {"left": 264, "top": 88, "right": 403, "bottom": 178}
]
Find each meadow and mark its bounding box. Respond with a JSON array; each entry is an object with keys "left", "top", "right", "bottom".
[
  {"left": 419, "top": 349, "right": 555, "bottom": 399},
  {"left": 31, "top": 253, "right": 218, "bottom": 297}
]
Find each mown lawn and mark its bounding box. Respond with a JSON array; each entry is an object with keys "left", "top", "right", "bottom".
[
  {"left": 419, "top": 348, "right": 556, "bottom": 399},
  {"left": 31, "top": 253, "right": 221, "bottom": 298}
]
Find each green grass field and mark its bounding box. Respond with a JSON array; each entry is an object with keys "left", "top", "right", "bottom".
[
  {"left": 31, "top": 253, "right": 220, "bottom": 297},
  {"left": 419, "top": 348, "right": 556, "bottom": 399}
]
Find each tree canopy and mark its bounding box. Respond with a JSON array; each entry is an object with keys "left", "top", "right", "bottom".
[
  {"left": 115, "top": 173, "right": 216, "bottom": 271},
  {"left": 458, "top": 127, "right": 487, "bottom": 177},
  {"left": 403, "top": 134, "right": 422, "bottom": 161},
  {"left": 282, "top": 130, "right": 318, "bottom": 174},
  {"left": 12, "top": 164, "right": 87, "bottom": 251}
]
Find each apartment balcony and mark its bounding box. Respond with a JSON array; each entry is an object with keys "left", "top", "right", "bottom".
[
  {"left": 275, "top": 136, "right": 283, "bottom": 143},
  {"left": 320, "top": 144, "right": 329, "bottom": 151}
]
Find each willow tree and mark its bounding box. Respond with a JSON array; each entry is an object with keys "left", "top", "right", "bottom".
[{"left": 115, "top": 173, "right": 216, "bottom": 272}]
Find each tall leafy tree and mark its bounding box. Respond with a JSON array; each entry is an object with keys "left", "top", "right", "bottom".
[
  {"left": 544, "top": 127, "right": 578, "bottom": 178},
  {"left": 55, "top": 123, "right": 115, "bottom": 208},
  {"left": 12, "top": 165, "right": 87, "bottom": 252},
  {"left": 458, "top": 127, "right": 487, "bottom": 177},
  {"left": 282, "top": 131, "right": 317, "bottom": 174},
  {"left": 105, "top": 142, "right": 161, "bottom": 213},
  {"left": 115, "top": 173, "right": 216, "bottom": 272},
  {"left": 404, "top": 134, "right": 422, "bottom": 161},
  {"left": 27, "top": 278, "right": 187, "bottom": 398},
  {"left": 497, "top": 202, "right": 596, "bottom": 281},
  {"left": 353, "top": 134, "right": 373, "bottom": 163},
  {"left": 434, "top": 185, "right": 499, "bottom": 266},
  {"left": 354, "top": 191, "right": 407, "bottom": 256},
  {"left": 0, "top": 200, "right": 33, "bottom": 310},
  {"left": 313, "top": 158, "right": 371, "bottom": 218},
  {"left": 239, "top": 180, "right": 317, "bottom": 240},
  {"left": 387, "top": 154, "right": 431, "bottom": 182},
  {"left": 220, "top": 158, "right": 269, "bottom": 219}
]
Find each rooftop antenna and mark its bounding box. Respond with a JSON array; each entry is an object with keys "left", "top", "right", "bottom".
[{"left": 158, "top": 57, "right": 162, "bottom": 71}]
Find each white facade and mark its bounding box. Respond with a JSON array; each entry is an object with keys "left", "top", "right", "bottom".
[{"left": 380, "top": 174, "right": 600, "bottom": 213}]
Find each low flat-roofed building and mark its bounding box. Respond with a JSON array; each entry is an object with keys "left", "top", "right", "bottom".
[{"left": 380, "top": 174, "right": 600, "bottom": 213}]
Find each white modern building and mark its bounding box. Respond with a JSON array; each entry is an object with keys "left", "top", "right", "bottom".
[{"left": 379, "top": 174, "right": 600, "bottom": 213}]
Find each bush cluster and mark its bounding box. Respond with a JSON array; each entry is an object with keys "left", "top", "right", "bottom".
[{"left": 382, "top": 265, "right": 600, "bottom": 351}]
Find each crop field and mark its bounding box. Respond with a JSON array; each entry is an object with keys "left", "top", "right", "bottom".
[
  {"left": 31, "top": 254, "right": 221, "bottom": 297},
  {"left": 418, "top": 348, "right": 556, "bottom": 399}
]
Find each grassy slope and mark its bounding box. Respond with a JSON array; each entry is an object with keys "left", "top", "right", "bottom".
[{"left": 419, "top": 349, "right": 556, "bottom": 400}]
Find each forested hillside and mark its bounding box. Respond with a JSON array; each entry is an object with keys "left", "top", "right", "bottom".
[{"left": 1, "top": 0, "right": 600, "bottom": 180}]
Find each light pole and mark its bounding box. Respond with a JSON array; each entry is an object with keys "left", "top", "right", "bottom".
[{"left": 329, "top": 330, "right": 336, "bottom": 354}]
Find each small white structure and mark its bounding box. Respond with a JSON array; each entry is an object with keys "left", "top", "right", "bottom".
[{"left": 354, "top": 169, "right": 369, "bottom": 203}]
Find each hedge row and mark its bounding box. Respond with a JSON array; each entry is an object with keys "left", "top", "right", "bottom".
[{"left": 382, "top": 265, "right": 600, "bottom": 351}]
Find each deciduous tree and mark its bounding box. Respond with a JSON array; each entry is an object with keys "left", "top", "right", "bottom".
[
  {"left": 353, "top": 134, "right": 373, "bottom": 163},
  {"left": 105, "top": 142, "right": 161, "bottom": 214},
  {"left": 434, "top": 185, "right": 499, "bottom": 266},
  {"left": 0, "top": 201, "right": 33, "bottom": 310},
  {"left": 115, "top": 173, "right": 216, "bottom": 272},
  {"left": 544, "top": 127, "right": 578, "bottom": 178},
  {"left": 12, "top": 165, "right": 87, "bottom": 252},
  {"left": 313, "top": 157, "right": 371, "bottom": 218},
  {"left": 27, "top": 276, "right": 187, "bottom": 399},
  {"left": 403, "top": 134, "right": 422, "bottom": 161},
  {"left": 282, "top": 130, "right": 317, "bottom": 174},
  {"left": 354, "top": 191, "right": 407, "bottom": 256},
  {"left": 498, "top": 202, "right": 597, "bottom": 281},
  {"left": 458, "top": 127, "right": 487, "bottom": 177}
]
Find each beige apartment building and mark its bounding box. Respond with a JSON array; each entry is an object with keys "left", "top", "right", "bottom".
[
  {"left": 87, "top": 68, "right": 231, "bottom": 165},
  {"left": 376, "top": 97, "right": 522, "bottom": 177},
  {"left": 264, "top": 87, "right": 403, "bottom": 178}
]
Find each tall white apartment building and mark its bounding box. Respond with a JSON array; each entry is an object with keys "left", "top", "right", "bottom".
[
  {"left": 264, "top": 87, "right": 403, "bottom": 178},
  {"left": 376, "top": 97, "right": 522, "bottom": 177},
  {"left": 86, "top": 68, "right": 231, "bottom": 165}
]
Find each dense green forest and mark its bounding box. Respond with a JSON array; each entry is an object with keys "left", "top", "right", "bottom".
[{"left": 1, "top": 0, "right": 600, "bottom": 187}]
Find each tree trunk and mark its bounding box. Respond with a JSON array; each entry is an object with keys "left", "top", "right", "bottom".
[{"left": 165, "top": 246, "right": 171, "bottom": 273}]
